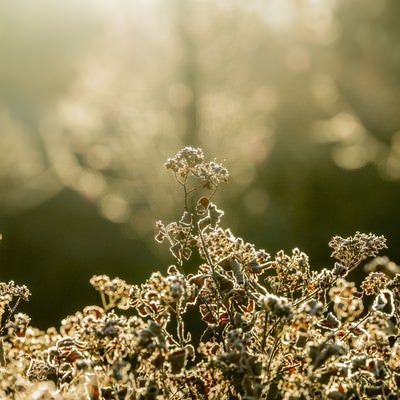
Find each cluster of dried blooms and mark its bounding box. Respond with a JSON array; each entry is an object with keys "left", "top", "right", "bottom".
[{"left": 1, "top": 147, "right": 400, "bottom": 399}]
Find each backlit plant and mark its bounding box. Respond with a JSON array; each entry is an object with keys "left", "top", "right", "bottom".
[{"left": 1, "top": 147, "right": 399, "bottom": 399}]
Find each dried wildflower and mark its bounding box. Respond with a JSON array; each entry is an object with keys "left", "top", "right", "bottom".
[
  {"left": 329, "top": 232, "right": 386, "bottom": 271},
  {"left": 310, "top": 268, "right": 335, "bottom": 292},
  {"left": 193, "top": 160, "right": 229, "bottom": 190},
  {"left": 165, "top": 146, "right": 204, "bottom": 169},
  {"left": 0, "top": 148, "right": 399, "bottom": 400},
  {"left": 89, "top": 275, "right": 134, "bottom": 310},
  {"left": 361, "top": 272, "right": 390, "bottom": 295},
  {"left": 268, "top": 248, "right": 311, "bottom": 298},
  {"left": 329, "top": 278, "right": 364, "bottom": 321},
  {"left": 198, "top": 227, "right": 270, "bottom": 282},
  {"left": 0, "top": 281, "right": 31, "bottom": 302},
  {"left": 164, "top": 146, "right": 228, "bottom": 192},
  {"left": 259, "top": 293, "right": 292, "bottom": 317},
  {"left": 26, "top": 359, "right": 57, "bottom": 382}
]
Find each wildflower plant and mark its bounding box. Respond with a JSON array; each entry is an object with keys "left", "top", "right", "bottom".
[{"left": 1, "top": 146, "right": 400, "bottom": 399}]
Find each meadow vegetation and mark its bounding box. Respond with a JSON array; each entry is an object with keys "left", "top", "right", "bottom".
[{"left": 1, "top": 147, "right": 399, "bottom": 399}]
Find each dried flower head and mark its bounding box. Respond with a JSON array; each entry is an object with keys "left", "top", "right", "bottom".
[
  {"left": 329, "top": 278, "right": 363, "bottom": 321},
  {"left": 329, "top": 232, "right": 387, "bottom": 271},
  {"left": 164, "top": 146, "right": 205, "bottom": 177},
  {"left": 259, "top": 293, "right": 292, "bottom": 317},
  {"left": 268, "top": 248, "right": 311, "bottom": 298},
  {"left": 90, "top": 275, "right": 135, "bottom": 310},
  {"left": 361, "top": 272, "right": 390, "bottom": 295},
  {"left": 0, "top": 281, "right": 31, "bottom": 302},
  {"left": 164, "top": 146, "right": 228, "bottom": 190}
]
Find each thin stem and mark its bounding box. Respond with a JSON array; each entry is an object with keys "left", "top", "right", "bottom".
[
  {"left": 185, "top": 183, "right": 204, "bottom": 196},
  {"left": 261, "top": 311, "right": 269, "bottom": 353},
  {"left": 198, "top": 226, "right": 234, "bottom": 323},
  {"left": 8, "top": 296, "right": 21, "bottom": 316},
  {"left": 0, "top": 338, "right": 6, "bottom": 367},
  {"left": 99, "top": 292, "right": 108, "bottom": 311},
  {"left": 293, "top": 276, "right": 339, "bottom": 308},
  {"left": 177, "top": 215, "right": 195, "bottom": 271},
  {"left": 0, "top": 297, "right": 22, "bottom": 336},
  {"left": 176, "top": 303, "right": 184, "bottom": 346},
  {"left": 183, "top": 182, "right": 189, "bottom": 211},
  {"left": 267, "top": 336, "right": 282, "bottom": 379},
  {"left": 208, "top": 187, "right": 217, "bottom": 201},
  {"left": 264, "top": 316, "right": 282, "bottom": 350},
  {"left": 341, "top": 312, "right": 371, "bottom": 342}
]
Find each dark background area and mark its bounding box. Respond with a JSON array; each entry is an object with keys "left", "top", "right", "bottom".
[{"left": 1, "top": 0, "right": 400, "bottom": 329}]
